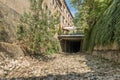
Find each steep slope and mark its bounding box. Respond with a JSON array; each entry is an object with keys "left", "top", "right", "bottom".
[
  {"left": 0, "top": 1, "right": 20, "bottom": 42},
  {"left": 0, "top": 1, "right": 25, "bottom": 61},
  {"left": 89, "top": 0, "right": 120, "bottom": 50},
  {"left": 0, "top": 0, "right": 30, "bottom": 14}
]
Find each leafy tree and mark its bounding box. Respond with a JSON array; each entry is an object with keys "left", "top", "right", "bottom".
[
  {"left": 89, "top": 0, "right": 120, "bottom": 51},
  {"left": 70, "top": 0, "right": 112, "bottom": 51},
  {"left": 17, "top": 0, "right": 60, "bottom": 54}
]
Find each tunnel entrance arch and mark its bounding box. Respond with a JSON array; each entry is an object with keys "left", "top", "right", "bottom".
[{"left": 58, "top": 35, "right": 84, "bottom": 53}]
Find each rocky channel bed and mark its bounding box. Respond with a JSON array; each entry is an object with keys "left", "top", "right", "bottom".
[{"left": 0, "top": 53, "right": 120, "bottom": 80}]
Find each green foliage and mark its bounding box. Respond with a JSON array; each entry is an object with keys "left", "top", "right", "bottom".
[
  {"left": 71, "top": 0, "right": 113, "bottom": 51},
  {"left": 58, "top": 27, "right": 62, "bottom": 35},
  {"left": 89, "top": 0, "right": 120, "bottom": 50},
  {"left": 17, "top": 0, "right": 60, "bottom": 54}
]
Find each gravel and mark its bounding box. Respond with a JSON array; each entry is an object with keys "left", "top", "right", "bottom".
[{"left": 0, "top": 53, "right": 120, "bottom": 80}]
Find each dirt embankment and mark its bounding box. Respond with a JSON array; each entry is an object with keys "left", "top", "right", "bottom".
[{"left": 0, "top": 1, "right": 21, "bottom": 42}]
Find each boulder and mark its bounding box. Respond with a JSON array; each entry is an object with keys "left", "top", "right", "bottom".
[{"left": 0, "top": 42, "right": 24, "bottom": 59}]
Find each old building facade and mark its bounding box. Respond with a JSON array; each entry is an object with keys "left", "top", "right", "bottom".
[
  {"left": 43, "top": 0, "right": 74, "bottom": 34},
  {"left": 0, "top": 0, "right": 74, "bottom": 34}
]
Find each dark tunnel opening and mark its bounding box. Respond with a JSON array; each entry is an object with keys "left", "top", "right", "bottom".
[
  {"left": 60, "top": 40, "right": 82, "bottom": 53},
  {"left": 69, "top": 40, "right": 81, "bottom": 53}
]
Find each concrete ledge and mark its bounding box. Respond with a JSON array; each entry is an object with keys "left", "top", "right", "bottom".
[{"left": 58, "top": 35, "right": 84, "bottom": 40}]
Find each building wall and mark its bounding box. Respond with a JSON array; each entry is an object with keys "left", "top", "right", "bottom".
[
  {"left": 0, "top": 0, "right": 74, "bottom": 33},
  {"left": 43, "top": 0, "right": 74, "bottom": 31}
]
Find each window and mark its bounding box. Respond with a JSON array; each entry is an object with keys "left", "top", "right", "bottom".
[
  {"left": 52, "top": 0, "right": 54, "bottom": 5},
  {"left": 67, "top": 13, "right": 69, "bottom": 18},
  {"left": 68, "top": 23, "right": 70, "bottom": 26},
  {"left": 62, "top": 6, "right": 65, "bottom": 12},
  {"left": 57, "top": 0, "right": 62, "bottom": 8},
  {"left": 64, "top": 9, "right": 66, "bottom": 14},
  {"left": 66, "top": 21, "right": 68, "bottom": 26}
]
